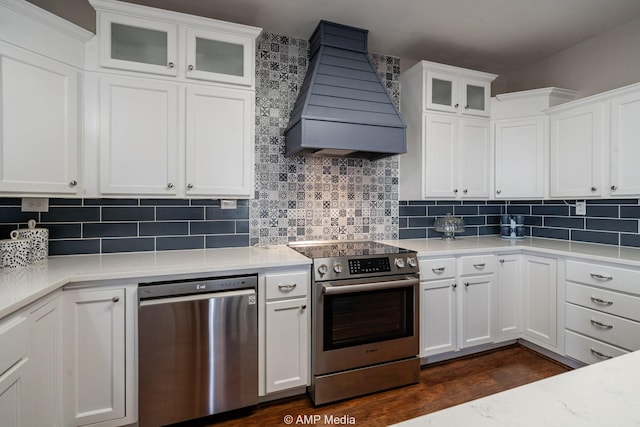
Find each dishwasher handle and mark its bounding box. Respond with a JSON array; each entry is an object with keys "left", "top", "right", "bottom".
[{"left": 139, "top": 289, "right": 255, "bottom": 307}]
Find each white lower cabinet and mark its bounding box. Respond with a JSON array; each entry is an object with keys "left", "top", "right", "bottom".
[
  {"left": 261, "top": 271, "right": 310, "bottom": 395},
  {"left": 564, "top": 259, "right": 640, "bottom": 365},
  {"left": 421, "top": 278, "right": 457, "bottom": 356},
  {"left": 29, "top": 295, "right": 63, "bottom": 427},
  {"left": 419, "top": 255, "right": 495, "bottom": 357},
  {"left": 63, "top": 285, "right": 136, "bottom": 427},
  {"left": 521, "top": 255, "right": 558, "bottom": 349},
  {"left": 0, "top": 315, "right": 29, "bottom": 427},
  {"left": 496, "top": 254, "right": 520, "bottom": 340}
]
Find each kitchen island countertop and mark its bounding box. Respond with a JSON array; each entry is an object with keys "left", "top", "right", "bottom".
[
  {"left": 392, "top": 347, "right": 640, "bottom": 427},
  {"left": 0, "top": 244, "right": 310, "bottom": 320}
]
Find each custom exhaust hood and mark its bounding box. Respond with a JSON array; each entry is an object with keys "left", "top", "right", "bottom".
[{"left": 284, "top": 21, "right": 406, "bottom": 160}]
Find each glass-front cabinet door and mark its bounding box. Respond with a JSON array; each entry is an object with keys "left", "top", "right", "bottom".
[
  {"left": 185, "top": 28, "right": 253, "bottom": 86},
  {"left": 425, "top": 70, "right": 458, "bottom": 114},
  {"left": 462, "top": 78, "right": 491, "bottom": 117},
  {"left": 99, "top": 13, "right": 178, "bottom": 76}
]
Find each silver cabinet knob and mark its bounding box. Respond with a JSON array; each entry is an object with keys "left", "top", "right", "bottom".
[
  {"left": 167, "top": 62, "right": 175, "bottom": 69},
  {"left": 69, "top": 180, "right": 78, "bottom": 187},
  {"left": 454, "top": 103, "right": 459, "bottom": 108},
  {"left": 463, "top": 189, "right": 468, "bottom": 194},
  {"left": 112, "top": 296, "right": 119, "bottom": 303},
  {"left": 452, "top": 283, "right": 457, "bottom": 289},
  {"left": 611, "top": 185, "right": 617, "bottom": 191},
  {"left": 187, "top": 183, "right": 194, "bottom": 189},
  {"left": 464, "top": 282, "right": 469, "bottom": 287},
  {"left": 591, "top": 186, "right": 597, "bottom": 192},
  {"left": 167, "top": 182, "right": 174, "bottom": 189},
  {"left": 499, "top": 259, "right": 505, "bottom": 263},
  {"left": 496, "top": 189, "right": 502, "bottom": 194},
  {"left": 464, "top": 105, "right": 469, "bottom": 109},
  {"left": 188, "top": 64, "right": 195, "bottom": 71},
  {"left": 453, "top": 189, "right": 458, "bottom": 194}
]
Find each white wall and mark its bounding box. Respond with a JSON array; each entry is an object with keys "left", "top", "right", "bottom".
[{"left": 495, "top": 16, "right": 640, "bottom": 99}]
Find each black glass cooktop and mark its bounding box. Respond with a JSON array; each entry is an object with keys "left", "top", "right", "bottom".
[{"left": 288, "top": 241, "right": 412, "bottom": 259}]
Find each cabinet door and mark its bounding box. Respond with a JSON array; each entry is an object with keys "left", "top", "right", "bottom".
[
  {"left": 185, "top": 86, "right": 254, "bottom": 197},
  {"left": 459, "top": 118, "right": 491, "bottom": 198},
  {"left": 98, "top": 12, "right": 178, "bottom": 76},
  {"left": 549, "top": 103, "right": 604, "bottom": 198},
  {"left": 494, "top": 118, "right": 545, "bottom": 199},
  {"left": 462, "top": 78, "right": 491, "bottom": 117},
  {"left": 460, "top": 276, "right": 495, "bottom": 347},
  {"left": 421, "top": 279, "right": 457, "bottom": 356},
  {"left": 265, "top": 298, "right": 309, "bottom": 393},
  {"left": 99, "top": 76, "right": 179, "bottom": 195},
  {"left": 0, "top": 316, "right": 29, "bottom": 427},
  {"left": 30, "top": 297, "right": 63, "bottom": 427},
  {"left": 424, "top": 71, "right": 458, "bottom": 114},
  {"left": 63, "top": 288, "right": 126, "bottom": 427},
  {"left": 186, "top": 28, "right": 254, "bottom": 86},
  {"left": 610, "top": 90, "right": 640, "bottom": 196},
  {"left": 0, "top": 50, "right": 80, "bottom": 194},
  {"left": 496, "top": 255, "right": 520, "bottom": 339},
  {"left": 521, "top": 255, "right": 557, "bottom": 348},
  {"left": 423, "top": 113, "right": 458, "bottom": 198}
]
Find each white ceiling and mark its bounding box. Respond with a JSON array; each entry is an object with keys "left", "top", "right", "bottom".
[{"left": 27, "top": 0, "right": 640, "bottom": 74}]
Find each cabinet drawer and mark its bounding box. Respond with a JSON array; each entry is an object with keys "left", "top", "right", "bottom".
[
  {"left": 565, "top": 330, "right": 628, "bottom": 365},
  {"left": 265, "top": 271, "right": 309, "bottom": 300},
  {"left": 0, "top": 315, "right": 28, "bottom": 376},
  {"left": 565, "top": 303, "right": 640, "bottom": 351},
  {"left": 461, "top": 254, "right": 495, "bottom": 275},
  {"left": 566, "top": 282, "right": 640, "bottom": 322},
  {"left": 566, "top": 260, "right": 640, "bottom": 295},
  {"left": 419, "top": 258, "right": 456, "bottom": 280}
]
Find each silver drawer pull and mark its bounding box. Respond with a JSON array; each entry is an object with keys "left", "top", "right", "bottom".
[
  {"left": 278, "top": 283, "right": 297, "bottom": 291},
  {"left": 590, "top": 348, "right": 613, "bottom": 360},
  {"left": 590, "top": 296, "right": 614, "bottom": 306},
  {"left": 590, "top": 273, "right": 613, "bottom": 281},
  {"left": 473, "top": 263, "right": 486, "bottom": 269},
  {"left": 590, "top": 319, "right": 614, "bottom": 330},
  {"left": 432, "top": 267, "right": 445, "bottom": 273}
]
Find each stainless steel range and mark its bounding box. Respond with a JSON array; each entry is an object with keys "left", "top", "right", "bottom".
[{"left": 289, "top": 241, "right": 420, "bottom": 405}]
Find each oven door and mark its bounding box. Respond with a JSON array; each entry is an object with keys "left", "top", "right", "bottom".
[{"left": 314, "top": 274, "right": 419, "bottom": 376}]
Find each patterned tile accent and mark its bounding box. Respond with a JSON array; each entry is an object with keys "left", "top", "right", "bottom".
[{"left": 249, "top": 32, "right": 402, "bottom": 245}]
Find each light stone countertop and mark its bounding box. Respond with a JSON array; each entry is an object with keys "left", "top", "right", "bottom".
[
  {"left": 0, "top": 245, "right": 311, "bottom": 320},
  {"left": 392, "top": 348, "right": 640, "bottom": 427},
  {"left": 381, "top": 236, "right": 640, "bottom": 267}
]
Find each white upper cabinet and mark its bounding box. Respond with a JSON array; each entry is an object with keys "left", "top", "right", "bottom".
[
  {"left": 610, "top": 89, "right": 640, "bottom": 196},
  {"left": 400, "top": 61, "right": 496, "bottom": 200},
  {"left": 98, "top": 12, "right": 179, "bottom": 76},
  {"left": 0, "top": 47, "right": 81, "bottom": 195},
  {"left": 99, "top": 75, "right": 179, "bottom": 196},
  {"left": 423, "top": 61, "right": 496, "bottom": 117},
  {"left": 547, "top": 82, "right": 640, "bottom": 199},
  {"left": 492, "top": 88, "right": 576, "bottom": 200},
  {"left": 548, "top": 101, "right": 605, "bottom": 198},
  {"left": 90, "top": 0, "right": 260, "bottom": 87},
  {"left": 0, "top": 0, "right": 91, "bottom": 197},
  {"left": 185, "top": 85, "right": 254, "bottom": 197}
]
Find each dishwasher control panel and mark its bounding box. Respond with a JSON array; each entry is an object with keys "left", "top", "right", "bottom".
[{"left": 139, "top": 274, "right": 258, "bottom": 300}]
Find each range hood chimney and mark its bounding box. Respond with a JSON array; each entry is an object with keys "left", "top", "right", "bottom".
[{"left": 284, "top": 21, "right": 406, "bottom": 160}]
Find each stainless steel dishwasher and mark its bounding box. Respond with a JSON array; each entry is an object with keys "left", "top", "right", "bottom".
[{"left": 137, "top": 274, "right": 258, "bottom": 427}]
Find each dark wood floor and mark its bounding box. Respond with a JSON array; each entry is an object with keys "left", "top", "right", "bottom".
[{"left": 183, "top": 345, "right": 570, "bottom": 426}]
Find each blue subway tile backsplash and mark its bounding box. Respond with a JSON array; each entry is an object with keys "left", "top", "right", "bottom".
[
  {"left": 399, "top": 199, "right": 640, "bottom": 248},
  {"left": 0, "top": 198, "right": 250, "bottom": 255}
]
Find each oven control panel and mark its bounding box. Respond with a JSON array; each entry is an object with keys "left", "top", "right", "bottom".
[
  {"left": 349, "top": 257, "right": 391, "bottom": 274},
  {"left": 314, "top": 254, "right": 419, "bottom": 281}
]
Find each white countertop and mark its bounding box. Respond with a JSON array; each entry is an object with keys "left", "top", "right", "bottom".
[
  {"left": 393, "top": 348, "right": 640, "bottom": 427},
  {"left": 0, "top": 245, "right": 311, "bottom": 320},
  {"left": 382, "top": 236, "right": 640, "bottom": 267}
]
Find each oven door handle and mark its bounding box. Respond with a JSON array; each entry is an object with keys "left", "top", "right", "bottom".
[{"left": 322, "top": 277, "right": 419, "bottom": 295}]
